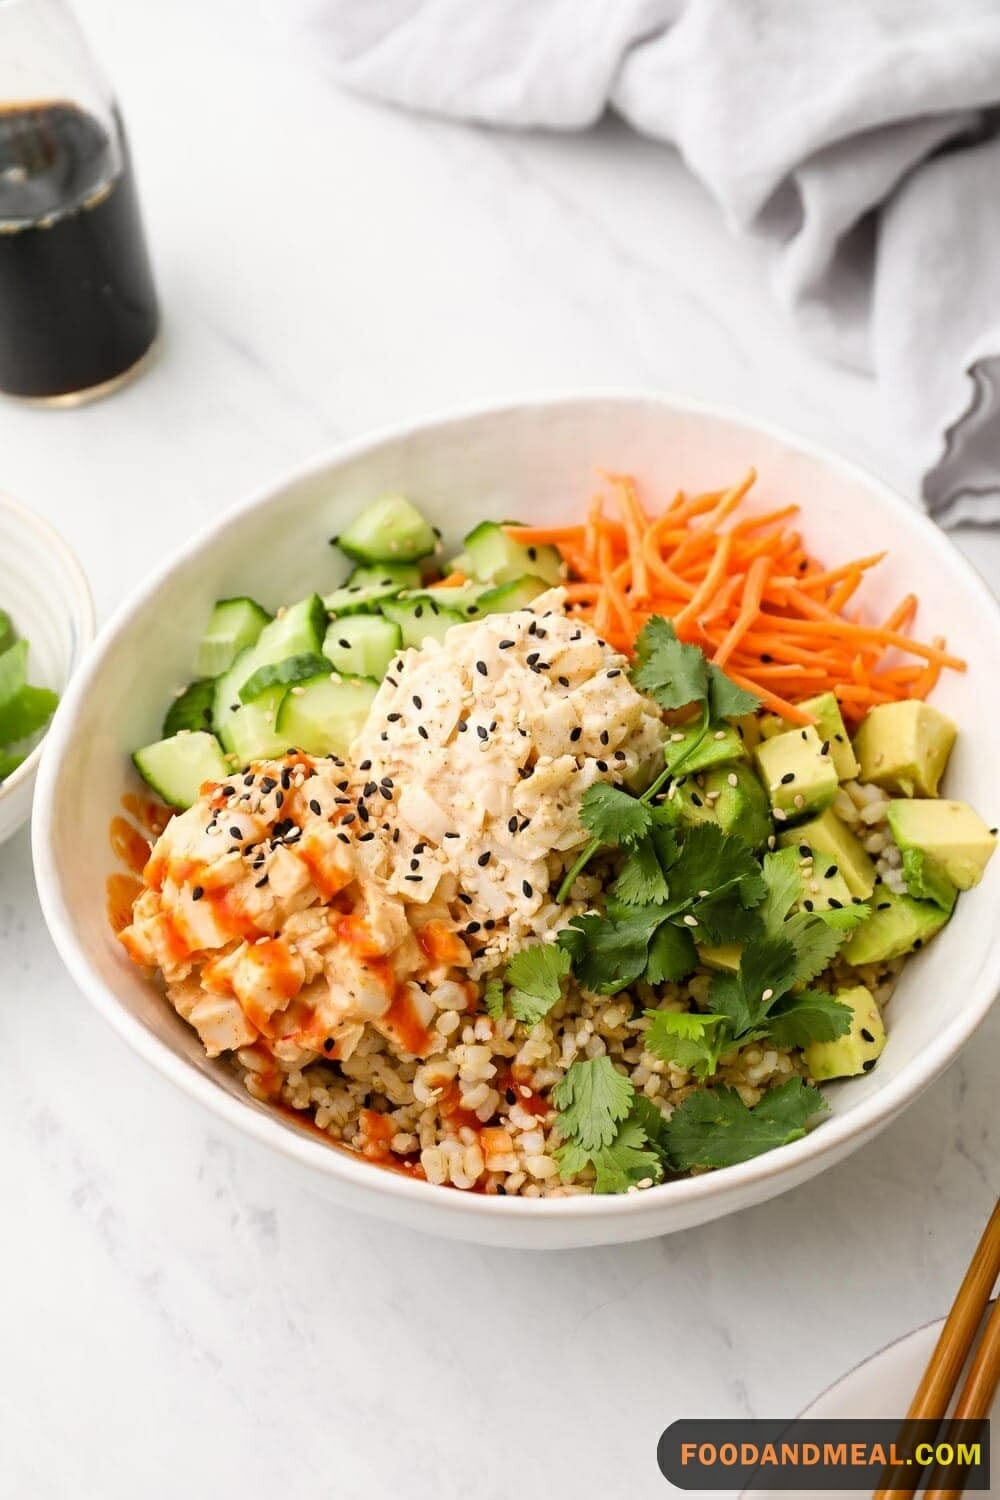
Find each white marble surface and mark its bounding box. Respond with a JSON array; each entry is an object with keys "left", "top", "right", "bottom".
[{"left": 1, "top": 3, "right": 997, "bottom": 1497}]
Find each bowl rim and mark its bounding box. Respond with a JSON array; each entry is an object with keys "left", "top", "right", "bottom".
[
  {"left": 0, "top": 490, "right": 96, "bottom": 803},
  {"left": 30, "top": 389, "right": 1000, "bottom": 1226}
]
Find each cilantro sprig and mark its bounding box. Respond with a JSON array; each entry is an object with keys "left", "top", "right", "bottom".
[
  {"left": 555, "top": 618, "right": 760, "bottom": 903},
  {"left": 484, "top": 942, "right": 572, "bottom": 1026},
  {"left": 551, "top": 1056, "right": 828, "bottom": 1191}
]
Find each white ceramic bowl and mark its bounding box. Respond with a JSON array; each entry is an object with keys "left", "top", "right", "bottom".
[
  {"left": 0, "top": 494, "right": 94, "bottom": 847},
  {"left": 31, "top": 394, "right": 1000, "bottom": 1248}
]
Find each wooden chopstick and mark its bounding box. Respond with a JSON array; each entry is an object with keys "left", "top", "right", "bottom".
[
  {"left": 922, "top": 1294, "right": 1000, "bottom": 1500},
  {"left": 873, "top": 1198, "right": 1000, "bottom": 1500}
]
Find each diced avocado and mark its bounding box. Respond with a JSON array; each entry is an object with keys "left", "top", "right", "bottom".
[
  {"left": 841, "top": 888, "right": 948, "bottom": 965},
  {"left": 665, "top": 720, "right": 746, "bottom": 777},
  {"left": 335, "top": 495, "right": 437, "bottom": 565},
  {"left": 732, "top": 714, "right": 762, "bottom": 755},
  {"left": 797, "top": 862, "right": 854, "bottom": 914},
  {"left": 759, "top": 693, "right": 858, "bottom": 780},
  {"left": 754, "top": 726, "right": 838, "bottom": 823},
  {"left": 899, "top": 848, "right": 957, "bottom": 914},
  {"left": 703, "top": 763, "right": 772, "bottom": 850},
  {"left": 778, "top": 808, "right": 876, "bottom": 898},
  {"left": 804, "top": 985, "right": 886, "bottom": 1081},
  {"left": 462, "top": 520, "right": 563, "bottom": 586},
  {"left": 886, "top": 798, "right": 997, "bottom": 892},
  {"left": 698, "top": 942, "right": 742, "bottom": 972},
  {"left": 674, "top": 764, "right": 771, "bottom": 850},
  {"left": 797, "top": 693, "right": 859, "bottom": 781},
  {"left": 853, "top": 701, "right": 956, "bottom": 798}
]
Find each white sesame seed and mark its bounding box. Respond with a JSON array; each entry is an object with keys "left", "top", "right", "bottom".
[
  {"left": 793, "top": 793, "right": 805, "bottom": 808},
  {"left": 714, "top": 730, "right": 727, "bottom": 740},
  {"left": 762, "top": 988, "right": 774, "bottom": 1002},
  {"left": 683, "top": 914, "right": 698, "bottom": 927},
  {"left": 727, "top": 772, "right": 739, "bottom": 787},
  {"left": 290, "top": 686, "right": 306, "bottom": 697},
  {"left": 773, "top": 808, "right": 788, "bottom": 821},
  {"left": 670, "top": 731, "right": 686, "bottom": 743}
]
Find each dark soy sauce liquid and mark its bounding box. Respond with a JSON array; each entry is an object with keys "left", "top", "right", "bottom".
[{"left": 0, "top": 102, "right": 158, "bottom": 398}]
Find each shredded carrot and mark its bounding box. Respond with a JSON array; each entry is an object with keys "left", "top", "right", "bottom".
[
  {"left": 502, "top": 470, "right": 964, "bottom": 723},
  {"left": 429, "top": 571, "right": 468, "bottom": 589}
]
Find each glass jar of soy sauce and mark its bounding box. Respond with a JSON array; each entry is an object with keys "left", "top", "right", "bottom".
[{"left": 0, "top": 0, "right": 159, "bottom": 402}]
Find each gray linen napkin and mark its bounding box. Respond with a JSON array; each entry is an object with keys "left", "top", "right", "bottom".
[{"left": 293, "top": 0, "right": 1000, "bottom": 525}]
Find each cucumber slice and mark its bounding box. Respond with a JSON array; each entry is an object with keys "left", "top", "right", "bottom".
[
  {"left": 228, "top": 687, "right": 290, "bottom": 765},
  {"left": 163, "top": 679, "right": 215, "bottom": 737},
  {"left": 213, "top": 595, "right": 326, "bottom": 751},
  {"left": 275, "top": 674, "right": 378, "bottom": 757},
  {"left": 195, "top": 597, "right": 272, "bottom": 679},
  {"left": 335, "top": 496, "right": 437, "bottom": 565},
  {"left": 239, "top": 653, "right": 333, "bottom": 703},
  {"left": 475, "top": 574, "right": 550, "bottom": 615},
  {"left": 323, "top": 616, "right": 401, "bottom": 679},
  {"left": 381, "top": 597, "right": 464, "bottom": 649},
  {"left": 463, "top": 521, "right": 562, "bottom": 586},
  {"left": 324, "top": 562, "right": 421, "bottom": 617},
  {"left": 405, "top": 582, "right": 485, "bottom": 618},
  {"left": 0, "top": 610, "right": 15, "bottom": 657},
  {"left": 133, "top": 731, "right": 230, "bottom": 810}
]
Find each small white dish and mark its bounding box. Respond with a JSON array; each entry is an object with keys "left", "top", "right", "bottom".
[
  {"left": 747, "top": 1312, "right": 998, "bottom": 1499},
  {"left": 30, "top": 393, "right": 1000, "bottom": 1247},
  {"left": 0, "top": 493, "right": 94, "bottom": 847}
]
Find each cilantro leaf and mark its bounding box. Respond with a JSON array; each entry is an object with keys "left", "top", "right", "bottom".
[
  {"left": 579, "top": 783, "right": 653, "bottom": 850},
  {"left": 554, "top": 1111, "right": 664, "bottom": 1193},
  {"left": 645, "top": 922, "right": 699, "bottom": 983},
  {"left": 708, "top": 665, "right": 761, "bottom": 719},
  {"left": 692, "top": 895, "right": 764, "bottom": 946},
  {"left": 503, "top": 942, "right": 571, "bottom": 1025},
  {"left": 759, "top": 847, "right": 803, "bottom": 934},
  {"left": 552, "top": 1056, "right": 634, "bottom": 1151},
  {"left": 783, "top": 911, "right": 845, "bottom": 984},
  {"left": 611, "top": 834, "right": 671, "bottom": 905},
  {"left": 558, "top": 907, "right": 660, "bottom": 994},
  {"left": 662, "top": 1078, "right": 829, "bottom": 1170},
  {"left": 765, "top": 988, "right": 853, "bottom": 1049},
  {"left": 707, "top": 932, "right": 798, "bottom": 1035},
  {"left": 483, "top": 977, "right": 504, "bottom": 1020},
  {"left": 628, "top": 1093, "right": 671, "bottom": 1154},
  {"left": 664, "top": 823, "right": 763, "bottom": 910},
  {"left": 631, "top": 617, "right": 709, "bottom": 711},
  {"left": 644, "top": 1008, "right": 730, "bottom": 1079}
]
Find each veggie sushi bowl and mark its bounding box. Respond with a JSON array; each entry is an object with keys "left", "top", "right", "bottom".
[{"left": 32, "top": 394, "right": 1000, "bottom": 1248}]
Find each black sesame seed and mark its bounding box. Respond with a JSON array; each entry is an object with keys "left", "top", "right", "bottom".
[
  {"left": 458, "top": 720, "right": 468, "bottom": 733},
  {"left": 803, "top": 899, "right": 814, "bottom": 912},
  {"left": 414, "top": 604, "right": 424, "bottom": 619},
  {"left": 281, "top": 768, "right": 292, "bottom": 789},
  {"left": 385, "top": 677, "right": 397, "bottom": 688},
  {"left": 476, "top": 660, "right": 488, "bottom": 676},
  {"left": 798, "top": 844, "right": 811, "bottom": 857},
  {"left": 800, "top": 730, "right": 808, "bottom": 741},
  {"left": 444, "top": 832, "right": 460, "bottom": 840},
  {"left": 877, "top": 901, "right": 891, "bottom": 910},
  {"left": 359, "top": 760, "right": 372, "bottom": 771},
  {"left": 825, "top": 865, "right": 838, "bottom": 879},
  {"left": 338, "top": 638, "right": 351, "bottom": 650},
  {"left": 465, "top": 921, "right": 481, "bottom": 935},
  {"left": 342, "top": 813, "right": 356, "bottom": 825},
  {"left": 412, "top": 696, "right": 423, "bottom": 710},
  {"left": 192, "top": 886, "right": 204, "bottom": 901},
  {"left": 359, "top": 831, "right": 375, "bottom": 843},
  {"left": 761, "top": 652, "right": 773, "bottom": 663},
  {"left": 527, "top": 546, "right": 537, "bottom": 561},
  {"left": 558, "top": 676, "right": 569, "bottom": 688},
  {"left": 780, "top": 772, "right": 795, "bottom": 785},
  {"left": 862, "top": 1058, "right": 877, "bottom": 1071},
  {"left": 614, "top": 750, "right": 626, "bottom": 762},
  {"left": 505, "top": 1088, "right": 516, "bottom": 1104},
  {"left": 255, "top": 874, "right": 269, "bottom": 888},
  {"left": 600, "top": 730, "right": 610, "bottom": 746},
  {"left": 596, "top": 760, "right": 608, "bottom": 773},
  {"left": 913, "top": 938, "right": 923, "bottom": 949},
  {"left": 363, "top": 781, "right": 377, "bottom": 797},
  {"left": 829, "top": 898, "right": 843, "bottom": 909},
  {"left": 405, "top": 874, "right": 423, "bottom": 882},
  {"left": 418, "top": 725, "right": 429, "bottom": 740},
  {"left": 526, "top": 652, "right": 540, "bottom": 666},
  {"left": 387, "top": 712, "right": 402, "bottom": 723},
  {"left": 860, "top": 1028, "right": 875, "bottom": 1044},
  {"left": 323, "top": 1037, "right": 335, "bottom": 1052},
  {"left": 522, "top": 880, "right": 533, "bottom": 898},
  {"left": 275, "top": 791, "right": 284, "bottom": 808},
  {"left": 337, "top": 832, "right": 350, "bottom": 845},
  {"left": 228, "top": 825, "right": 242, "bottom": 839},
  {"left": 821, "top": 740, "right": 831, "bottom": 756},
  {"left": 606, "top": 668, "right": 621, "bottom": 679},
  {"left": 392, "top": 828, "right": 400, "bottom": 843},
  {"left": 476, "top": 725, "right": 488, "bottom": 741},
  {"left": 477, "top": 851, "right": 491, "bottom": 867},
  {"left": 457, "top": 892, "right": 473, "bottom": 905},
  {"left": 569, "top": 727, "right": 582, "bottom": 743},
  {"left": 381, "top": 777, "right": 394, "bottom": 789},
  {"left": 307, "top": 798, "right": 321, "bottom": 816},
  {"left": 499, "top": 639, "right": 515, "bottom": 650},
  {"left": 507, "top": 816, "right": 518, "bottom": 833},
  {"left": 691, "top": 792, "right": 703, "bottom": 808}
]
